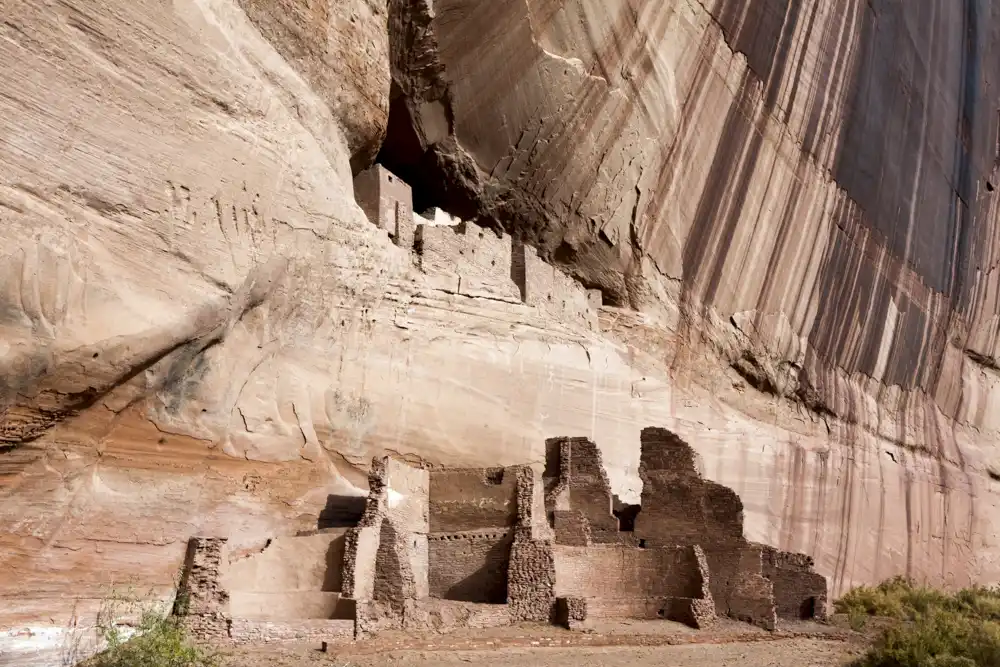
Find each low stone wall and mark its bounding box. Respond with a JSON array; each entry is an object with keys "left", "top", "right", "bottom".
[
  {"left": 229, "top": 618, "right": 355, "bottom": 644},
  {"left": 404, "top": 599, "right": 511, "bottom": 631},
  {"left": 565, "top": 596, "right": 713, "bottom": 628},
  {"left": 553, "top": 545, "right": 703, "bottom": 600}
]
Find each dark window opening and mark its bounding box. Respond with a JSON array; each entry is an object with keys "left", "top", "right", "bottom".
[
  {"left": 613, "top": 504, "right": 641, "bottom": 532},
  {"left": 799, "top": 596, "right": 817, "bottom": 620}
]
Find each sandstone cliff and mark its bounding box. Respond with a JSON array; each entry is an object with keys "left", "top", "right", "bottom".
[{"left": 2, "top": 0, "right": 1000, "bottom": 661}]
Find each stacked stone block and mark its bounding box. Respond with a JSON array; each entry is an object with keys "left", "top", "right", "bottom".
[
  {"left": 174, "top": 427, "right": 826, "bottom": 644},
  {"left": 353, "top": 164, "right": 415, "bottom": 249},
  {"left": 176, "top": 537, "right": 230, "bottom": 640}
]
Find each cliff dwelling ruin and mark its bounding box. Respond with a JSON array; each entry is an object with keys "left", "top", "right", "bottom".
[
  {"left": 176, "top": 427, "right": 827, "bottom": 643},
  {"left": 352, "top": 163, "right": 603, "bottom": 324}
]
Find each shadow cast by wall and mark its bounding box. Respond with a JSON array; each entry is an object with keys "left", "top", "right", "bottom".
[{"left": 317, "top": 494, "right": 366, "bottom": 530}]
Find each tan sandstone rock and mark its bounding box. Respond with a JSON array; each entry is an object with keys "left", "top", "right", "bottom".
[{"left": 3, "top": 0, "right": 1000, "bottom": 663}]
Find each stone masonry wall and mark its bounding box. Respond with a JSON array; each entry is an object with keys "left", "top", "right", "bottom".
[
  {"left": 427, "top": 531, "right": 513, "bottom": 603},
  {"left": 176, "top": 537, "right": 230, "bottom": 640},
  {"left": 553, "top": 510, "right": 590, "bottom": 546},
  {"left": 416, "top": 221, "right": 520, "bottom": 300},
  {"left": 354, "top": 163, "right": 598, "bottom": 327},
  {"left": 760, "top": 544, "right": 828, "bottom": 620},
  {"left": 630, "top": 428, "right": 789, "bottom": 628},
  {"left": 353, "top": 164, "right": 415, "bottom": 249},
  {"left": 727, "top": 547, "right": 778, "bottom": 631},
  {"left": 428, "top": 468, "right": 517, "bottom": 533},
  {"left": 520, "top": 244, "right": 595, "bottom": 328},
  {"left": 547, "top": 437, "right": 619, "bottom": 544},
  {"left": 507, "top": 528, "right": 555, "bottom": 622},
  {"left": 634, "top": 428, "right": 745, "bottom": 549},
  {"left": 507, "top": 467, "right": 556, "bottom": 622},
  {"left": 551, "top": 542, "right": 715, "bottom": 629},
  {"left": 552, "top": 544, "right": 702, "bottom": 600}
]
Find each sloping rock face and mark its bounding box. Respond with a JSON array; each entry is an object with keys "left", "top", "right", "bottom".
[
  {"left": 2, "top": 0, "right": 1000, "bottom": 663},
  {"left": 382, "top": 0, "right": 1000, "bottom": 588}
]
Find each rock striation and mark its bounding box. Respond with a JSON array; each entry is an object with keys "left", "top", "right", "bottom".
[{"left": 3, "top": 1, "right": 1000, "bottom": 664}]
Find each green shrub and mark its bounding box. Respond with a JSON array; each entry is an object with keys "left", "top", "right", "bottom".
[
  {"left": 837, "top": 578, "right": 1000, "bottom": 667},
  {"left": 66, "top": 588, "right": 217, "bottom": 667}
]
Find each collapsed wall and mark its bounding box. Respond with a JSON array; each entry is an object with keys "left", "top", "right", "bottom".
[{"left": 545, "top": 428, "right": 827, "bottom": 629}]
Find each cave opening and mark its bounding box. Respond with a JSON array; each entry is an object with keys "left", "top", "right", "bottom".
[{"left": 373, "top": 82, "right": 478, "bottom": 222}]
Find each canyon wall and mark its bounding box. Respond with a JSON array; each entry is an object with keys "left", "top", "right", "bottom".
[{"left": 3, "top": 0, "right": 1000, "bottom": 662}]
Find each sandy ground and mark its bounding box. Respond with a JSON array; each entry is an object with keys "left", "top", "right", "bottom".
[{"left": 217, "top": 620, "right": 866, "bottom": 667}]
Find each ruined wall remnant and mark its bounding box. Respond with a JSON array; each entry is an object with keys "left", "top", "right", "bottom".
[
  {"left": 634, "top": 428, "right": 745, "bottom": 548},
  {"left": 506, "top": 466, "right": 557, "bottom": 622},
  {"left": 760, "top": 545, "right": 829, "bottom": 621},
  {"left": 728, "top": 548, "right": 778, "bottom": 631},
  {"left": 176, "top": 538, "right": 230, "bottom": 640},
  {"left": 507, "top": 529, "right": 556, "bottom": 622},
  {"left": 545, "top": 437, "right": 620, "bottom": 544},
  {"left": 173, "top": 429, "right": 821, "bottom": 645},
  {"left": 545, "top": 428, "right": 826, "bottom": 628}
]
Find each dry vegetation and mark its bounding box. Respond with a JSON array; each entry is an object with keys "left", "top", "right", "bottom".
[{"left": 835, "top": 577, "right": 1000, "bottom": 667}]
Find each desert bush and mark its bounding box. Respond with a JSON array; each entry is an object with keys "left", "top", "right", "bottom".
[
  {"left": 62, "top": 588, "right": 217, "bottom": 667},
  {"left": 837, "top": 577, "right": 1000, "bottom": 667}
]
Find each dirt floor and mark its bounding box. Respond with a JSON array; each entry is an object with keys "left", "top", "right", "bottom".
[{"left": 217, "top": 619, "right": 867, "bottom": 667}]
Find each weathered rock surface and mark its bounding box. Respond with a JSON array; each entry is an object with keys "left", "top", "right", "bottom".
[{"left": 3, "top": 0, "right": 1000, "bottom": 664}]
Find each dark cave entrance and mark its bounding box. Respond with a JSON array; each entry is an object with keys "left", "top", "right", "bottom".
[{"left": 373, "top": 82, "right": 478, "bottom": 221}]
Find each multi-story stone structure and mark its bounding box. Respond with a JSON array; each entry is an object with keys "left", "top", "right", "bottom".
[
  {"left": 176, "top": 427, "right": 826, "bottom": 643},
  {"left": 353, "top": 165, "right": 601, "bottom": 329}
]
